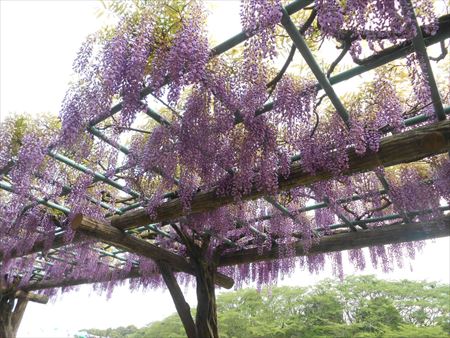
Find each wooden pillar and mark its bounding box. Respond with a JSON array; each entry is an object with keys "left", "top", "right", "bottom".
[
  {"left": 164, "top": 257, "right": 219, "bottom": 338},
  {"left": 0, "top": 294, "right": 29, "bottom": 338},
  {"left": 158, "top": 262, "right": 197, "bottom": 338},
  {"left": 1, "top": 274, "right": 48, "bottom": 338},
  {"left": 158, "top": 257, "right": 219, "bottom": 338},
  {"left": 0, "top": 294, "right": 15, "bottom": 338},
  {"left": 11, "top": 298, "right": 28, "bottom": 337}
]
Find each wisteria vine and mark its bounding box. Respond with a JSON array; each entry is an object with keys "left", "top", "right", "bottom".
[{"left": 0, "top": 0, "right": 448, "bottom": 298}]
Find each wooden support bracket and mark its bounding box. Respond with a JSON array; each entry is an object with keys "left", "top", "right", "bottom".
[
  {"left": 13, "top": 291, "right": 49, "bottom": 304},
  {"left": 71, "top": 215, "right": 234, "bottom": 289}
]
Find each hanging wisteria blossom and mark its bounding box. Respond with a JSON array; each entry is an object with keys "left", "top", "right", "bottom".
[{"left": 0, "top": 0, "right": 449, "bottom": 337}]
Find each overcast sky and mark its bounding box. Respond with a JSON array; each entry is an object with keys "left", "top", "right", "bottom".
[{"left": 0, "top": 1, "right": 448, "bottom": 337}]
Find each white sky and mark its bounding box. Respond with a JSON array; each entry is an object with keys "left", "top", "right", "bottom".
[{"left": 0, "top": 1, "right": 448, "bottom": 337}]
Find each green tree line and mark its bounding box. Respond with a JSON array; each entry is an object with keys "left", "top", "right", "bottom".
[{"left": 82, "top": 275, "right": 449, "bottom": 338}]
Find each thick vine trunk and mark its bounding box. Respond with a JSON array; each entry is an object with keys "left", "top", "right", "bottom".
[
  {"left": 160, "top": 257, "right": 219, "bottom": 338},
  {"left": 164, "top": 224, "right": 220, "bottom": 338},
  {"left": 0, "top": 319, "right": 14, "bottom": 338},
  {"left": 0, "top": 297, "right": 14, "bottom": 338},
  {"left": 194, "top": 260, "right": 218, "bottom": 338},
  {"left": 0, "top": 295, "right": 28, "bottom": 338},
  {"left": 11, "top": 298, "right": 27, "bottom": 337}
]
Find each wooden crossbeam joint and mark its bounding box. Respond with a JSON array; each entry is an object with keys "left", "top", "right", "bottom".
[
  {"left": 71, "top": 215, "right": 234, "bottom": 289},
  {"left": 13, "top": 290, "right": 49, "bottom": 304}
]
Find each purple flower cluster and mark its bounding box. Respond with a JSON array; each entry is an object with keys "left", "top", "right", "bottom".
[
  {"left": 299, "top": 114, "right": 350, "bottom": 175},
  {"left": 433, "top": 159, "right": 450, "bottom": 202},
  {"left": 10, "top": 133, "right": 48, "bottom": 197},
  {"left": 316, "top": 0, "right": 344, "bottom": 37},
  {"left": 241, "top": 0, "right": 282, "bottom": 35},
  {"left": 240, "top": 0, "right": 282, "bottom": 89},
  {"left": 165, "top": 15, "right": 209, "bottom": 103},
  {"left": 350, "top": 72, "right": 405, "bottom": 156},
  {"left": 406, "top": 53, "right": 434, "bottom": 118},
  {"left": 388, "top": 167, "right": 441, "bottom": 221},
  {"left": 0, "top": 0, "right": 448, "bottom": 298},
  {"left": 316, "top": 0, "right": 435, "bottom": 59},
  {"left": 0, "top": 119, "right": 15, "bottom": 169}
]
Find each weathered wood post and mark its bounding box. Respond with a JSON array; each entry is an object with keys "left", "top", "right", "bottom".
[{"left": 0, "top": 288, "right": 48, "bottom": 338}]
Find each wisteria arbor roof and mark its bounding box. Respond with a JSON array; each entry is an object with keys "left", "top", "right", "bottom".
[{"left": 0, "top": 0, "right": 449, "bottom": 301}]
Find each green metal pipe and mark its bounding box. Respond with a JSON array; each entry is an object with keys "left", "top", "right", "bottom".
[
  {"left": 41, "top": 249, "right": 123, "bottom": 270},
  {"left": 145, "top": 106, "right": 171, "bottom": 127},
  {"left": 88, "top": 126, "right": 130, "bottom": 155},
  {"left": 91, "top": 106, "right": 179, "bottom": 188},
  {"left": 281, "top": 9, "right": 351, "bottom": 126},
  {"left": 95, "top": 248, "right": 129, "bottom": 262},
  {"left": 327, "top": 17, "right": 450, "bottom": 87},
  {"left": 0, "top": 181, "right": 70, "bottom": 214},
  {"left": 48, "top": 150, "right": 140, "bottom": 198},
  {"left": 255, "top": 15, "right": 450, "bottom": 119},
  {"left": 0, "top": 178, "right": 120, "bottom": 217},
  {"left": 321, "top": 205, "right": 450, "bottom": 232},
  {"left": 87, "top": 196, "right": 123, "bottom": 215},
  {"left": 34, "top": 173, "right": 123, "bottom": 215},
  {"left": 404, "top": 0, "right": 445, "bottom": 121},
  {"left": 145, "top": 223, "right": 171, "bottom": 238},
  {"left": 265, "top": 196, "right": 320, "bottom": 235},
  {"left": 404, "top": 106, "right": 450, "bottom": 126},
  {"left": 290, "top": 106, "right": 450, "bottom": 162},
  {"left": 211, "top": 0, "right": 314, "bottom": 56}
]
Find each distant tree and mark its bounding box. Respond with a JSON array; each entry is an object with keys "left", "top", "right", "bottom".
[
  {"left": 84, "top": 276, "right": 449, "bottom": 337},
  {"left": 335, "top": 275, "right": 449, "bottom": 329},
  {"left": 84, "top": 325, "right": 138, "bottom": 338},
  {"left": 128, "top": 315, "right": 186, "bottom": 338},
  {"left": 355, "top": 297, "right": 403, "bottom": 332}
]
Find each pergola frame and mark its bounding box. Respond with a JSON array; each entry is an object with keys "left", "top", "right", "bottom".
[{"left": 1, "top": 0, "right": 449, "bottom": 337}]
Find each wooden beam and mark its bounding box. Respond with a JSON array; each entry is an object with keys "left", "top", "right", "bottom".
[
  {"left": 23, "top": 217, "right": 450, "bottom": 291},
  {"left": 23, "top": 268, "right": 143, "bottom": 292},
  {"left": 111, "top": 120, "right": 450, "bottom": 230},
  {"left": 219, "top": 216, "right": 450, "bottom": 266},
  {"left": 71, "top": 215, "right": 234, "bottom": 289},
  {"left": 13, "top": 290, "right": 49, "bottom": 304}
]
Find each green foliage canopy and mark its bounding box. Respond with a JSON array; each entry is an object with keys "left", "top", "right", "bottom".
[{"left": 84, "top": 275, "right": 449, "bottom": 338}]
